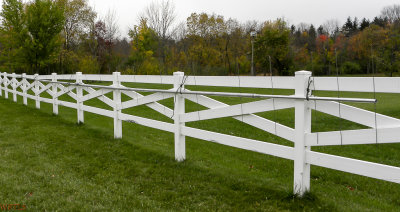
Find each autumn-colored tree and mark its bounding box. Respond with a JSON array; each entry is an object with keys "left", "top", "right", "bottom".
[
  {"left": 128, "top": 18, "right": 159, "bottom": 74},
  {"left": 255, "top": 19, "right": 292, "bottom": 75}
]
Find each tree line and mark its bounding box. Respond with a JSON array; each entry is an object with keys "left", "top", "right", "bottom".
[{"left": 0, "top": 0, "right": 399, "bottom": 76}]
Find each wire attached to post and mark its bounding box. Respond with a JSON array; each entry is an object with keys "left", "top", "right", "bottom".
[
  {"left": 335, "top": 48, "right": 344, "bottom": 146},
  {"left": 269, "top": 56, "right": 277, "bottom": 135},
  {"left": 311, "top": 76, "right": 320, "bottom": 144},
  {"left": 237, "top": 66, "right": 244, "bottom": 122},
  {"left": 159, "top": 74, "right": 167, "bottom": 117},
  {"left": 192, "top": 69, "right": 202, "bottom": 123},
  {"left": 371, "top": 47, "right": 378, "bottom": 145},
  {"left": 171, "top": 74, "right": 188, "bottom": 119}
]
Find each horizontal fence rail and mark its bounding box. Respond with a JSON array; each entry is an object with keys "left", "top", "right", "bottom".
[{"left": 1, "top": 71, "right": 400, "bottom": 196}]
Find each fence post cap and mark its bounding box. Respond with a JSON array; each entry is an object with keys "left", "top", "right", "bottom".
[
  {"left": 295, "top": 71, "right": 312, "bottom": 76},
  {"left": 113, "top": 72, "right": 121, "bottom": 75},
  {"left": 52, "top": 73, "right": 57, "bottom": 76},
  {"left": 173, "top": 71, "right": 184, "bottom": 76},
  {"left": 76, "top": 72, "right": 82, "bottom": 75}
]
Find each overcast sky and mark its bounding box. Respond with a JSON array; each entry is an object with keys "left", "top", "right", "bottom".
[{"left": 87, "top": 0, "right": 399, "bottom": 38}]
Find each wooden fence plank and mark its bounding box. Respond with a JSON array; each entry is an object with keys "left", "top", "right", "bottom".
[
  {"left": 83, "top": 87, "right": 115, "bottom": 108},
  {"left": 119, "top": 113, "right": 174, "bottom": 133},
  {"left": 306, "top": 127, "right": 400, "bottom": 146},
  {"left": 183, "top": 92, "right": 295, "bottom": 141},
  {"left": 181, "top": 126, "right": 294, "bottom": 160},
  {"left": 121, "top": 90, "right": 173, "bottom": 118},
  {"left": 181, "top": 98, "right": 294, "bottom": 123},
  {"left": 80, "top": 88, "right": 112, "bottom": 102},
  {"left": 184, "top": 76, "right": 295, "bottom": 89},
  {"left": 313, "top": 77, "right": 400, "bottom": 93},
  {"left": 120, "top": 92, "right": 174, "bottom": 109},
  {"left": 307, "top": 150, "right": 400, "bottom": 183},
  {"left": 311, "top": 100, "right": 400, "bottom": 128}
]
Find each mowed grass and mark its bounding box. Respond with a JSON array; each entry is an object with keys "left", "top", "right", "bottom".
[{"left": 0, "top": 82, "right": 400, "bottom": 211}]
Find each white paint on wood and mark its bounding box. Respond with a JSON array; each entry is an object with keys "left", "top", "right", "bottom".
[
  {"left": 119, "top": 75, "right": 174, "bottom": 84},
  {"left": 54, "top": 84, "right": 77, "bottom": 99},
  {"left": 83, "top": 87, "right": 115, "bottom": 108},
  {"left": 183, "top": 91, "right": 295, "bottom": 141},
  {"left": 4, "top": 74, "right": 9, "bottom": 99},
  {"left": 306, "top": 150, "right": 400, "bottom": 183},
  {"left": 25, "top": 81, "right": 35, "bottom": 91},
  {"left": 82, "top": 105, "right": 113, "bottom": 117},
  {"left": 22, "top": 73, "right": 27, "bottom": 105},
  {"left": 184, "top": 76, "right": 295, "bottom": 89},
  {"left": 121, "top": 90, "right": 174, "bottom": 118},
  {"left": 52, "top": 73, "right": 58, "bottom": 115},
  {"left": 81, "top": 74, "right": 113, "bottom": 82},
  {"left": 34, "top": 74, "right": 40, "bottom": 109},
  {"left": 181, "top": 126, "right": 294, "bottom": 160},
  {"left": 310, "top": 100, "right": 400, "bottom": 128},
  {"left": 113, "top": 72, "right": 122, "bottom": 139},
  {"left": 76, "top": 72, "right": 84, "bottom": 124},
  {"left": 181, "top": 98, "right": 294, "bottom": 123},
  {"left": 36, "top": 81, "right": 54, "bottom": 96},
  {"left": 12, "top": 73, "right": 17, "bottom": 102},
  {"left": 119, "top": 113, "right": 174, "bottom": 133},
  {"left": 313, "top": 77, "right": 400, "bottom": 93},
  {"left": 80, "top": 88, "right": 112, "bottom": 102},
  {"left": 120, "top": 91, "right": 174, "bottom": 109},
  {"left": 57, "top": 99, "right": 78, "bottom": 109},
  {"left": 174, "top": 72, "right": 185, "bottom": 161},
  {"left": 293, "top": 71, "right": 311, "bottom": 196},
  {"left": 306, "top": 127, "right": 400, "bottom": 146},
  {"left": 0, "top": 72, "right": 3, "bottom": 97}
]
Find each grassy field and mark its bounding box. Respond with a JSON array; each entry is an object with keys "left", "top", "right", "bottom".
[{"left": 0, "top": 82, "right": 400, "bottom": 211}]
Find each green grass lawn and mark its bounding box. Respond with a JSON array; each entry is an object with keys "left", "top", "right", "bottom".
[{"left": 0, "top": 82, "right": 400, "bottom": 211}]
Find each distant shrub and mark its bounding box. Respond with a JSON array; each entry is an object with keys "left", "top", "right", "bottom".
[
  {"left": 79, "top": 56, "right": 100, "bottom": 74},
  {"left": 342, "top": 61, "right": 362, "bottom": 75}
]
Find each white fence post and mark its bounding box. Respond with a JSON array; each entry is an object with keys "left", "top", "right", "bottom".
[
  {"left": 12, "top": 73, "right": 17, "bottom": 102},
  {"left": 173, "top": 71, "right": 186, "bottom": 161},
  {"left": 34, "top": 74, "right": 40, "bottom": 109},
  {"left": 293, "top": 70, "right": 312, "bottom": 196},
  {"left": 0, "top": 72, "right": 3, "bottom": 97},
  {"left": 4, "top": 72, "right": 8, "bottom": 99},
  {"left": 52, "top": 73, "right": 58, "bottom": 115},
  {"left": 76, "top": 72, "right": 84, "bottom": 124},
  {"left": 22, "top": 73, "right": 27, "bottom": 105},
  {"left": 113, "top": 72, "right": 122, "bottom": 139}
]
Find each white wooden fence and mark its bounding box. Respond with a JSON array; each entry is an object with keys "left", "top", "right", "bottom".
[{"left": 1, "top": 71, "right": 400, "bottom": 196}]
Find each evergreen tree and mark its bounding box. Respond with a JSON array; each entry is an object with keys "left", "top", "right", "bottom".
[
  {"left": 359, "top": 18, "right": 370, "bottom": 30},
  {"left": 317, "top": 25, "right": 324, "bottom": 35},
  {"left": 372, "top": 16, "right": 388, "bottom": 28},
  {"left": 342, "top": 16, "right": 354, "bottom": 36}
]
